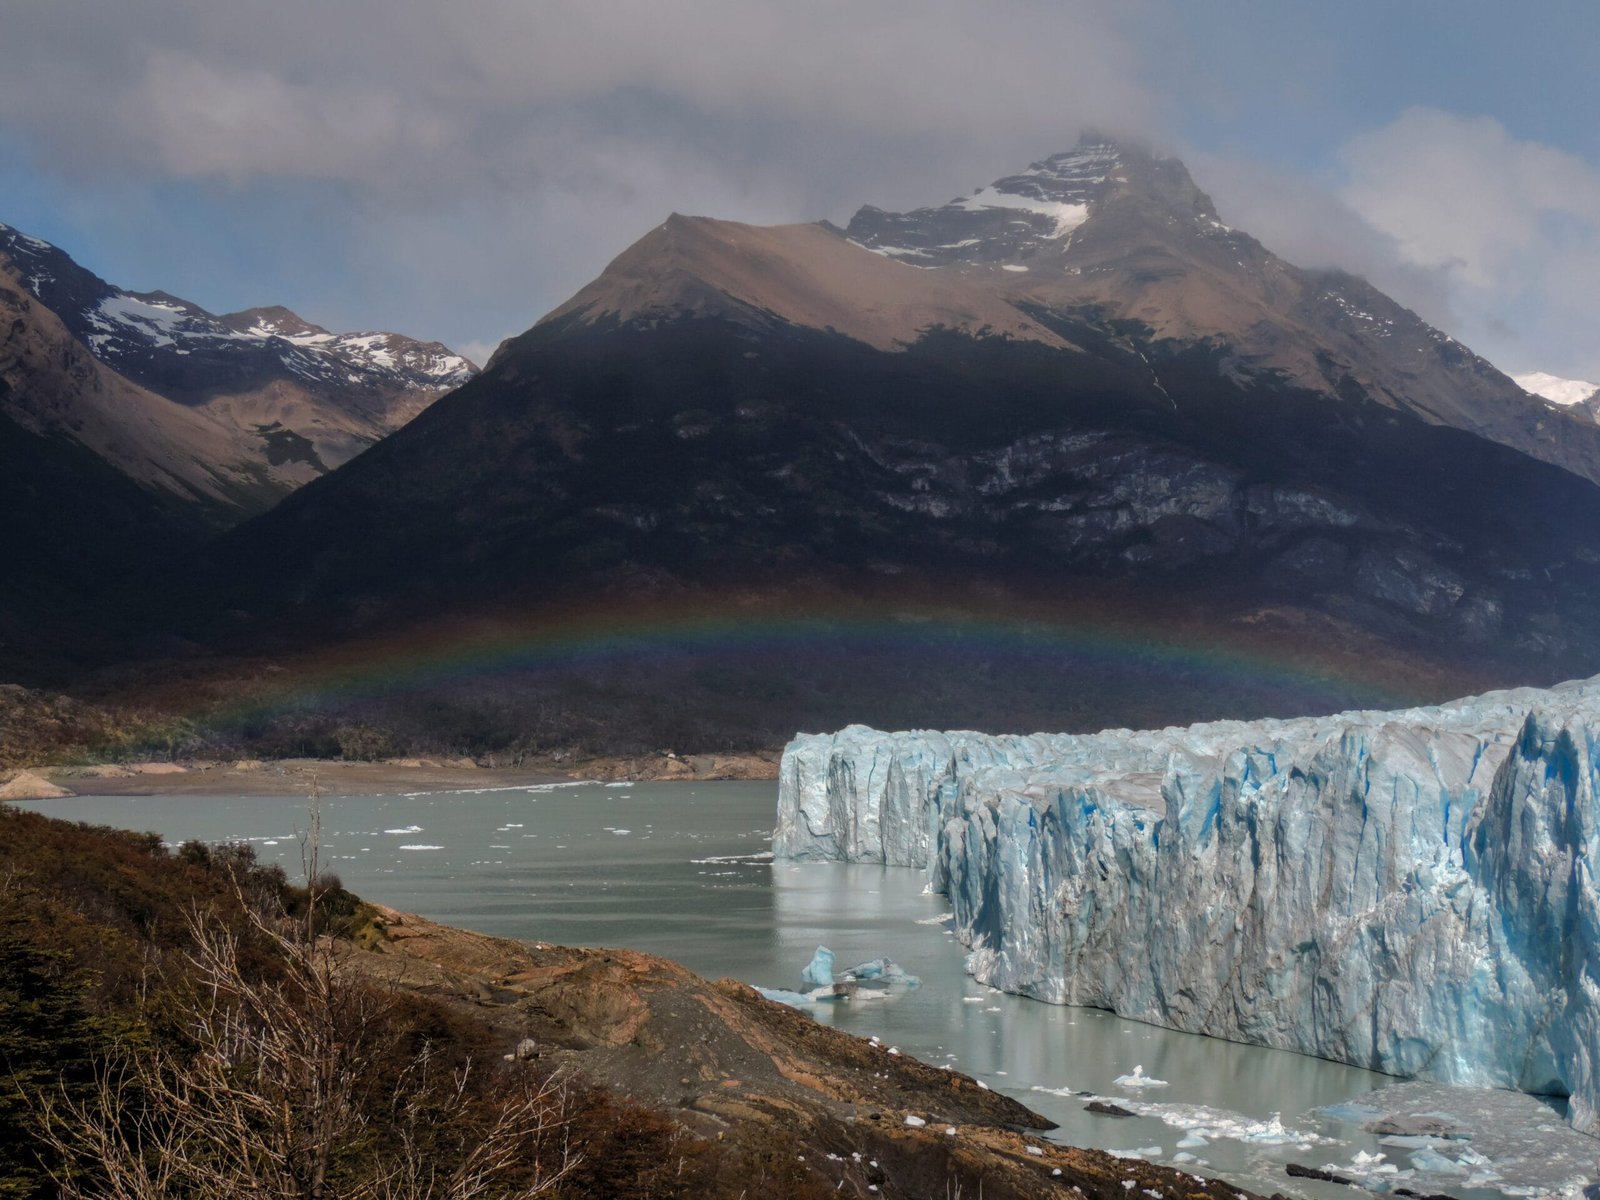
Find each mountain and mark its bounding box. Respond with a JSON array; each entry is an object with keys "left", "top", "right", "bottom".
[
  {"left": 0, "top": 222, "right": 476, "bottom": 679},
  {"left": 0, "top": 222, "right": 475, "bottom": 501},
  {"left": 1515, "top": 370, "right": 1600, "bottom": 423},
  {"left": 71, "top": 138, "right": 1600, "bottom": 746}
]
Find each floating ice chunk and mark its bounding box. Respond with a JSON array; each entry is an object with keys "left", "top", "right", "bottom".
[
  {"left": 1408, "top": 1147, "right": 1469, "bottom": 1174},
  {"left": 754, "top": 987, "right": 815, "bottom": 1008},
  {"left": 397, "top": 844, "right": 443, "bottom": 850},
  {"left": 801, "top": 947, "right": 920, "bottom": 998},
  {"left": 384, "top": 825, "right": 423, "bottom": 834},
  {"left": 1113, "top": 1066, "right": 1168, "bottom": 1090},
  {"left": 800, "top": 946, "right": 835, "bottom": 988},
  {"left": 842, "top": 957, "right": 919, "bottom": 988}
]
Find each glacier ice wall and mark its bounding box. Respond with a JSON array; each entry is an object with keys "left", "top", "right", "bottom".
[{"left": 774, "top": 680, "right": 1600, "bottom": 1133}]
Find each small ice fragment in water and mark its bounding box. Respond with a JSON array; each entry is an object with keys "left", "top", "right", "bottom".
[
  {"left": 755, "top": 987, "right": 815, "bottom": 1009},
  {"left": 1113, "top": 1065, "right": 1168, "bottom": 1089}
]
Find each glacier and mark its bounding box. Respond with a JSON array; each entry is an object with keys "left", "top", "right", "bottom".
[{"left": 773, "top": 678, "right": 1600, "bottom": 1134}]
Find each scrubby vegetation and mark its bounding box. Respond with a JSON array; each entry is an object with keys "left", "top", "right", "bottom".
[
  {"left": 0, "top": 684, "right": 198, "bottom": 769},
  {"left": 0, "top": 806, "right": 833, "bottom": 1199}
]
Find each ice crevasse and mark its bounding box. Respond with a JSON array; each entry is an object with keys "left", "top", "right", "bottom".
[{"left": 773, "top": 677, "right": 1600, "bottom": 1133}]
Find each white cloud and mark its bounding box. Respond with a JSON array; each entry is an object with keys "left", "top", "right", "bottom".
[
  {"left": 1187, "top": 112, "right": 1600, "bottom": 381},
  {"left": 1337, "top": 109, "right": 1600, "bottom": 377}
]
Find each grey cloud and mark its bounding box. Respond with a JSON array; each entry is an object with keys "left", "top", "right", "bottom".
[
  {"left": 0, "top": 0, "right": 1167, "bottom": 348},
  {"left": 5, "top": 1, "right": 1596, "bottom": 383},
  {"left": 1189, "top": 151, "right": 1459, "bottom": 330},
  {"left": 0, "top": 0, "right": 1160, "bottom": 197}
]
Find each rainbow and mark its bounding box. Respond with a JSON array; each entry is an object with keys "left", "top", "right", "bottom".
[{"left": 186, "top": 591, "right": 1484, "bottom": 737}]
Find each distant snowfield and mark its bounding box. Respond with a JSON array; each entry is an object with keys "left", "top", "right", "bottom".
[{"left": 1513, "top": 370, "right": 1598, "bottom": 407}]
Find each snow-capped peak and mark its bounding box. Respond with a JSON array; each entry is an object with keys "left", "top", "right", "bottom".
[
  {"left": 0, "top": 222, "right": 476, "bottom": 395},
  {"left": 846, "top": 141, "right": 1127, "bottom": 266},
  {"left": 1514, "top": 371, "right": 1599, "bottom": 408},
  {"left": 944, "top": 143, "right": 1123, "bottom": 239}
]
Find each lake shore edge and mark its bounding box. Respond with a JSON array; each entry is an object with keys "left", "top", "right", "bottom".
[{"left": 6, "top": 748, "right": 783, "bottom": 798}]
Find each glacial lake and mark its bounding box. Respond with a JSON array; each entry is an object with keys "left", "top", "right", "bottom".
[{"left": 24, "top": 781, "right": 1594, "bottom": 1199}]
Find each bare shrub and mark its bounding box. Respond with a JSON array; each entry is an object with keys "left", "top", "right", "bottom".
[{"left": 35, "top": 872, "right": 578, "bottom": 1199}]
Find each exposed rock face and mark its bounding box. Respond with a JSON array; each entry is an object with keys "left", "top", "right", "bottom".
[
  {"left": 774, "top": 676, "right": 1600, "bottom": 1133},
  {"left": 539, "top": 213, "right": 1070, "bottom": 352},
  {"left": 847, "top": 137, "right": 1600, "bottom": 493}
]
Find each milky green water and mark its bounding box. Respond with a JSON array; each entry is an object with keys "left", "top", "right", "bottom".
[{"left": 24, "top": 782, "right": 1589, "bottom": 1198}]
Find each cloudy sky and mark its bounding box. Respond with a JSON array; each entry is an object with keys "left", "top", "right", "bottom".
[{"left": 2, "top": 0, "right": 1596, "bottom": 378}]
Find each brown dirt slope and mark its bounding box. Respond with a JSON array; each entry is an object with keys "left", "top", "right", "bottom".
[
  {"left": 350, "top": 905, "right": 1266, "bottom": 1200},
  {"left": 542, "top": 214, "right": 1075, "bottom": 353}
]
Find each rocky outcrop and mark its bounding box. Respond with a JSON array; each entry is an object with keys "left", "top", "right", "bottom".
[{"left": 775, "top": 675, "right": 1600, "bottom": 1133}]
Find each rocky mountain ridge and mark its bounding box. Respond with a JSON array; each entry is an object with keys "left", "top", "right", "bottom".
[
  {"left": 0, "top": 221, "right": 476, "bottom": 498},
  {"left": 194, "top": 138, "right": 1600, "bottom": 689}
]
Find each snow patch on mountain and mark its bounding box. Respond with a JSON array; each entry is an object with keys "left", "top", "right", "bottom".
[
  {"left": 950, "top": 188, "right": 1089, "bottom": 238},
  {"left": 847, "top": 141, "right": 1125, "bottom": 266},
  {"left": 0, "top": 222, "right": 475, "bottom": 393},
  {"left": 1514, "top": 371, "right": 1599, "bottom": 408}
]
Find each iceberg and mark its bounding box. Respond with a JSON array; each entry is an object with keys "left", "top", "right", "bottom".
[
  {"left": 1112, "top": 1065, "right": 1168, "bottom": 1090},
  {"left": 795, "top": 945, "right": 921, "bottom": 1000},
  {"left": 800, "top": 945, "right": 835, "bottom": 988},
  {"left": 774, "top": 677, "right": 1600, "bottom": 1133}
]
